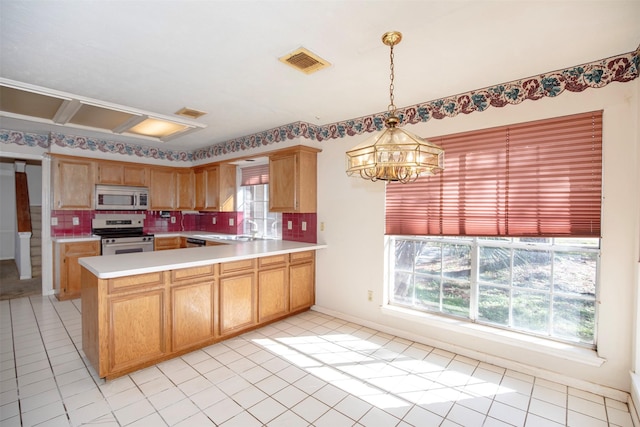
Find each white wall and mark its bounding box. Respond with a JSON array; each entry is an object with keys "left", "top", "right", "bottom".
[
  {"left": 314, "top": 80, "right": 639, "bottom": 395},
  {"left": 0, "top": 163, "right": 16, "bottom": 260}
]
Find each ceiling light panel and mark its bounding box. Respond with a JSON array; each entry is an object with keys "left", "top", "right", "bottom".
[
  {"left": 127, "top": 118, "right": 189, "bottom": 138},
  {"left": 68, "top": 104, "right": 137, "bottom": 129},
  {"left": 0, "top": 86, "right": 65, "bottom": 119},
  {"left": 0, "top": 79, "right": 207, "bottom": 143}
]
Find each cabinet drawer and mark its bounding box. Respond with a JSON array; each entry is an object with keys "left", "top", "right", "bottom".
[
  {"left": 155, "top": 237, "right": 181, "bottom": 251},
  {"left": 108, "top": 272, "right": 165, "bottom": 294},
  {"left": 220, "top": 259, "right": 255, "bottom": 275},
  {"left": 171, "top": 264, "right": 216, "bottom": 283},
  {"left": 290, "top": 251, "right": 314, "bottom": 264},
  {"left": 258, "top": 254, "right": 287, "bottom": 268},
  {"left": 64, "top": 240, "right": 100, "bottom": 256}
]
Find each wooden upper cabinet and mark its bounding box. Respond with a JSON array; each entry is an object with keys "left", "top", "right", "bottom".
[
  {"left": 269, "top": 146, "right": 320, "bottom": 213},
  {"left": 176, "top": 169, "right": 194, "bottom": 210},
  {"left": 52, "top": 156, "right": 95, "bottom": 210},
  {"left": 149, "top": 168, "right": 176, "bottom": 210},
  {"left": 194, "top": 163, "right": 236, "bottom": 211},
  {"left": 97, "top": 161, "right": 149, "bottom": 187}
]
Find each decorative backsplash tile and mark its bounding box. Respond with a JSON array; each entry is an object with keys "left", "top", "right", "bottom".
[
  {"left": 282, "top": 213, "right": 317, "bottom": 243},
  {"left": 50, "top": 210, "right": 245, "bottom": 237}
]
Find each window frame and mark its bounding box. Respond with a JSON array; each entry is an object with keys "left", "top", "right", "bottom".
[{"left": 386, "top": 235, "right": 600, "bottom": 349}]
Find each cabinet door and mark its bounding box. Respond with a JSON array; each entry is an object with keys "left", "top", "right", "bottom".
[
  {"left": 150, "top": 168, "right": 176, "bottom": 210},
  {"left": 289, "top": 261, "right": 314, "bottom": 312},
  {"left": 108, "top": 290, "right": 166, "bottom": 374},
  {"left": 53, "top": 158, "right": 94, "bottom": 209},
  {"left": 123, "top": 164, "right": 148, "bottom": 186},
  {"left": 194, "top": 164, "right": 236, "bottom": 212},
  {"left": 219, "top": 273, "right": 256, "bottom": 335},
  {"left": 269, "top": 153, "right": 297, "bottom": 212},
  {"left": 59, "top": 241, "right": 100, "bottom": 300},
  {"left": 258, "top": 266, "right": 289, "bottom": 323},
  {"left": 176, "top": 169, "right": 194, "bottom": 210},
  {"left": 96, "top": 163, "right": 124, "bottom": 185},
  {"left": 171, "top": 281, "right": 215, "bottom": 352},
  {"left": 194, "top": 168, "right": 211, "bottom": 210}
]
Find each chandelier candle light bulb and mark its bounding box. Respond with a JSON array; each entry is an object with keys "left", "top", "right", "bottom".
[{"left": 346, "top": 31, "right": 444, "bottom": 183}]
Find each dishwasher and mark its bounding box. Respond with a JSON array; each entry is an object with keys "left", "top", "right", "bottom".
[{"left": 185, "top": 238, "right": 206, "bottom": 247}]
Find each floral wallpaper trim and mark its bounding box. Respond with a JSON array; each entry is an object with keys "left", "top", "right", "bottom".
[
  {"left": 0, "top": 130, "right": 49, "bottom": 148},
  {"left": 2, "top": 46, "right": 638, "bottom": 161},
  {"left": 49, "top": 133, "right": 193, "bottom": 162}
]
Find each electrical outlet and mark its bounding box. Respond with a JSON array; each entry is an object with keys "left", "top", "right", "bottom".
[
  {"left": 72, "top": 217, "right": 79, "bottom": 226},
  {"left": 170, "top": 216, "right": 176, "bottom": 224},
  {"left": 51, "top": 217, "right": 58, "bottom": 226},
  {"left": 368, "top": 290, "right": 373, "bottom": 302},
  {"left": 229, "top": 218, "right": 234, "bottom": 226},
  {"left": 320, "top": 222, "right": 325, "bottom": 231},
  {"left": 212, "top": 217, "right": 217, "bottom": 225},
  {"left": 301, "top": 221, "right": 307, "bottom": 231},
  {"left": 287, "top": 221, "right": 293, "bottom": 230}
]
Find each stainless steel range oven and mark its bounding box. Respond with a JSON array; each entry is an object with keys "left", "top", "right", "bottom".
[{"left": 92, "top": 214, "right": 154, "bottom": 255}]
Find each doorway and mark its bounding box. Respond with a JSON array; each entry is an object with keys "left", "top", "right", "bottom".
[{"left": 0, "top": 158, "right": 43, "bottom": 300}]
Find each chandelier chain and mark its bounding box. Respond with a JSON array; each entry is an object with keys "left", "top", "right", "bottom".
[{"left": 388, "top": 43, "right": 396, "bottom": 115}]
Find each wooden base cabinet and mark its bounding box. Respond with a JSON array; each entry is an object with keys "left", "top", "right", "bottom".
[
  {"left": 154, "top": 236, "right": 182, "bottom": 251},
  {"left": 108, "top": 290, "right": 166, "bottom": 374},
  {"left": 171, "top": 282, "right": 216, "bottom": 352},
  {"left": 82, "top": 250, "right": 316, "bottom": 379},
  {"left": 289, "top": 251, "right": 315, "bottom": 311},
  {"left": 258, "top": 255, "right": 289, "bottom": 323},
  {"left": 170, "top": 265, "right": 217, "bottom": 353},
  {"left": 54, "top": 240, "right": 100, "bottom": 300},
  {"left": 219, "top": 260, "right": 256, "bottom": 336}
]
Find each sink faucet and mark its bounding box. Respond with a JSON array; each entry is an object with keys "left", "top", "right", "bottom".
[
  {"left": 271, "top": 220, "right": 281, "bottom": 238},
  {"left": 244, "top": 219, "right": 258, "bottom": 237}
]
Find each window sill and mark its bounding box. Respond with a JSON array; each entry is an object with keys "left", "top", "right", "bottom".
[{"left": 381, "top": 304, "right": 606, "bottom": 368}]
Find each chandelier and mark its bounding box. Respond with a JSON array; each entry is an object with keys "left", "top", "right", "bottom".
[{"left": 346, "top": 31, "right": 444, "bottom": 183}]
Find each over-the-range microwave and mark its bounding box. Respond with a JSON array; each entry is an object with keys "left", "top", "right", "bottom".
[{"left": 95, "top": 184, "right": 149, "bottom": 210}]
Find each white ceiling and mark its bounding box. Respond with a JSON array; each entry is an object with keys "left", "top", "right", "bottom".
[{"left": 1, "top": 0, "right": 639, "bottom": 152}]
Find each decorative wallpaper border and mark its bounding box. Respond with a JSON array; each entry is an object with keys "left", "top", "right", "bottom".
[
  {"left": 48, "top": 133, "right": 193, "bottom": 161},
  {"left": 2, "top": 45, "right": 638, "bottom": 162},
  {"left": 0, "top": 130, "right": 49, "bottom": 148}
]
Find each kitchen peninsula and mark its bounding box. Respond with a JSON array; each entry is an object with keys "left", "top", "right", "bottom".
[{"left": 79, "top": 239, "right": 326, "bottom": 379}]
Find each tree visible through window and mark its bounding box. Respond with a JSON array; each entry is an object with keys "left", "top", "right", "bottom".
[{"left": 389, "top": 236, "right": 598, "bottom": 346}]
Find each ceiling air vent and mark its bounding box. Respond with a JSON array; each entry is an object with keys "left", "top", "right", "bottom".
[
  {"left": 279, "top": 48, "right": 330, "bottom": 75},
  {"left": 175, "top": 107, "right": 207, "bottom": 119}
]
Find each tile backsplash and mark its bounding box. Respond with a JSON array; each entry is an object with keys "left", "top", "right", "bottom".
[{"left": 49, "top": 210, "right": 317, "bottom": 243}]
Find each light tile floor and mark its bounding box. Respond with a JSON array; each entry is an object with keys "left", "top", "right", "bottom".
[{"left": 0, "top": 295, "right": 634, "bottom": 426}]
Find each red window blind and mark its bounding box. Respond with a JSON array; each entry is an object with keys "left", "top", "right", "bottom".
[
  {"left": 385, "top": 111, "right": 603, "bottom": 237},
  {"left": 241, "top": 164, "right": 269, "bottom": 186}
]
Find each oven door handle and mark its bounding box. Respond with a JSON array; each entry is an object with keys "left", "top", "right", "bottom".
[{"left": 102, "top": 240, "right": 154, "bottom": 254}]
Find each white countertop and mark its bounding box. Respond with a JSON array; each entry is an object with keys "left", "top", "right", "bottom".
[{"left": 79, "top": 240, "right": 327, "bottom": 279}]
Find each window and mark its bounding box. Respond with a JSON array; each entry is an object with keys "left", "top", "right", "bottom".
[
  {"left": 389, "top": 236, "right": 599, "bottom": 346},
  {"left": 385, "top": 111, "right": 603, "bottom": 347},
  {"left": 238, "top": 164, "right": 281, "bottom": 239}
]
